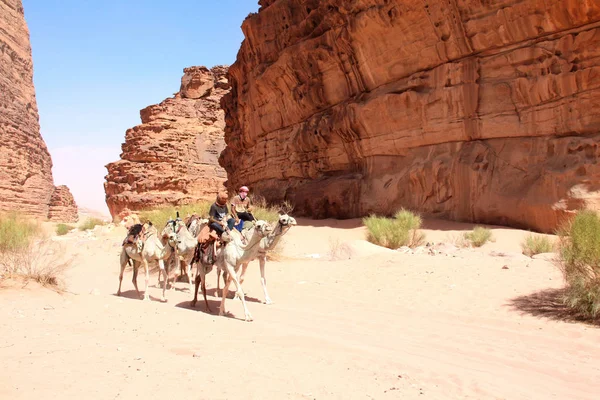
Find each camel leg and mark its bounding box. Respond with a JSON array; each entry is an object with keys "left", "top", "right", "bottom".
[
  {"left": 235, "top": 262, "right": 249, "bottom": 298},
  {"left": 191, "top": 271, "right": 200, "bottom": 308},
  {"left": 132, "top": 262, "right": 142, "bottom": 299},
  {"left": 201, "top": 275, "right": 209, "bottom": 312},
  {"left": 186, "top": 261, "right": 193, "bottom": 292},
  {"left": 216, "top": 268, "right": 222, "bottom": 298},
  {"left": 220, "top": 264, "right": 253, "bottom": 321},
  {"left": 238, "top": 262, "right": 249, "bottom": 285},
  {"left": 142, "top": 258, "right": 150, "bottom": 301},
  {"left": 259, "top": 255, "right": 273, "bottom": 305},
  {"left": 117, "top": 252, "right": 128, "bottom": 296},
  {"left": 159, "top": 259, "right": 168, "bottom": 302}
]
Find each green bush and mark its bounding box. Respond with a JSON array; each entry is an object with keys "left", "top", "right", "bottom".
[
  {"left": 78, "top": 217, "right": 105, "bottom": 231},
  {"left": 139, "top": 202, "right": 212, "bottom": 230},
  {"left": 363, "top": 209, "right": 424, "bottom": 249},
  {"left": 521, "top": 233, "right": 554, "bottom": 257},
  {"left": 559, "top": 210, "right": 600, "bottom": 318},
  {"left": 0, "top": 213, "right": 40, "bottom": 252},
  {"left": 464, "top": 226, "right": 492, "bottom": 247},
  {"left": 56, "top": 224, "right": 74, "bottom": 236},
  {"left": 138, "top": 198, "right": 284, "bottom": 230}
]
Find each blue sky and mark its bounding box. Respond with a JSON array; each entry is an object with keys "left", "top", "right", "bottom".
[{"left": 23, "top": 0, "right": 259, "bottom": 214}]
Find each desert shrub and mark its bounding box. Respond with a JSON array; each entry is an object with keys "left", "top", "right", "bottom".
[
  {"left": 363, "top": 209, "right": 424, "bottom": 249},
  {"left": 0, "top": 213, "right": 40, "bottom": 252},
  {"left": 56, "top": 223, "right": 74, "bottom": 236},
  {"left": 558, "top": 210, "right": 600, "bottom": 318},
  {"left": 328, "top": 237, "right": 354, "bottom": 261},
  {"left": 79, "top": 217, "right": 105, "bottom": 231},
  {"left": 464, "top": 226, "right": 492, "bottom": 247},
  {"left": 0, "top": 214, "right": 70, "bottom": 288},
  {"left": 521, "top": 233, "right": 554, "bottom": 257},
  {"left": 139, "top": 202, "right": 212, "bottom": 230},
  {"left": 1, "top": 239, "right": 72, "bottom": 288}
]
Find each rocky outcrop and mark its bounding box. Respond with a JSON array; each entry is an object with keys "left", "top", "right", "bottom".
[
  {"left": 221, "top": 0, "right": 600, "bottom": 233},
  {"left": 47, "top": 185, "right": 78, "bottom": 223},
  {"left": 0, "top": 0, "right": 55, "bottom": 218},
  {"left": 104, "top": 66, "right": 229, "bottom": 220}
]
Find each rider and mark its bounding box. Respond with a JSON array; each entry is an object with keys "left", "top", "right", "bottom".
[
  {"left": 208, "top": 192, "right": 235, "bottom": 237},
  {"left": 231, "top": 186, "right": 255, "bottom": 226}
]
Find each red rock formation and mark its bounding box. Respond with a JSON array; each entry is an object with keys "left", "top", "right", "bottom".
[
  {"left": 0, "top": 0, "right": 54, "bottom": 218},
  {"left": 0, "top": 0, "right": 78, "bottom": 221},
  {"left": 47, "top": 185, "right": 78, "bottom": 223},
  {"left": 221, "top": 0, "right": 600, "bottom": 233},
  {"left": 104, "top": 66, "right": 229, "bottom": 220}
]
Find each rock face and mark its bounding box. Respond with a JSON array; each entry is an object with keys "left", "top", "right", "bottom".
[
  {"left": 48, "top": 185, "right": 78, "bottom": 223},
  {"left": 0, "top": 0, "right": 77, "bottom": 222},
  {"left": 0, "top": 0, "right": 54, "bottom": 218},
  {"left": 221, "top": 0, "right": 600, "bottom": 233},
  {"left": 104, "top": 66, "right": 229, "bottom": 220}
]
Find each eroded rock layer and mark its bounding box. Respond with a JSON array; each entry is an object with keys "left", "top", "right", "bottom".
[
  {"left": 0, "top": 0, "right": 55, "bottom": 218},
  {"left": 47, "top": 185, "right": 78, "bottom": 223},
  {"left": 221, "top": 0, "right": 600, "bottom": 232},
  {"left": 104, "top": 66, "right": 229, "bottom": 220}
]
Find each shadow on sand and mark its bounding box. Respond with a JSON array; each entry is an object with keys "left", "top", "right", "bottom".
[
  {"left": 113, "top": 290, "right": 163, "bottom": 302},
  {"left": 508, "top": 288, "right": 600, "bottom": 326}
]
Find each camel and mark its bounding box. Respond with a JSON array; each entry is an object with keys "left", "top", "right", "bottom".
[
  {"left": 161, "top": 217, "right": 200, "bottom": 293},
  {"left": 117, "top": 222, "right": 178, "bottom": 302},
  {"left": 190, "top": 220, "right": 272, "bottom": 321},
  {"left": 236, "top": 214, "right": 297, "bottom": 304}
]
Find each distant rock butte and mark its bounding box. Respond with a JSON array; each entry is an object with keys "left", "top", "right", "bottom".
[
  {"left": 0, "top": 0, "right": 78, "bottom": 222},
  {"left": 221, "top": 0, "right": 600, "bottom": 233},
  {"left": 104, "top": 66, "right": 229, "bottom": 221},
  {"left": 48, "top": 186, "right": 78, "bottom": 223}
]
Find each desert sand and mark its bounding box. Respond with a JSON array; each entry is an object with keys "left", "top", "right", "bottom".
[{"left": 1, "top": 219, "right": 599, "bottom": 400}]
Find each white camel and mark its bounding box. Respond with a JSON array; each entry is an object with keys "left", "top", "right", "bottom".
[
  {"left": 237, "top": 214, "right": 297, "bottom": 304},
  {"left": 191, "top": 220, "right": 272, "bottom": 321},
  {"left": 118, "top": 222, "right": 178, "bottom": 302},
  {"left": 161, "top": 217, "right": 198, "bottom": 293}
]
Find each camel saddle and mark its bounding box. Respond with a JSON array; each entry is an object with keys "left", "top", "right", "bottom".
[
  {"left": 197, "top": 224, "right": 220, "bottom": 244},
  {"left": 122, "top": 223, "right": 145, "bottom": 251}
]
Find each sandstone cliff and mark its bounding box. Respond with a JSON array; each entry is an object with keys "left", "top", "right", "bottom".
[
  {"left": 104, "top": 66, "right": 229, "bottom": 220},
  {"left": 0, "top": 0, "right": 78, "bottom": 222},
  {"left": 48, "top": 185, "right": 78, "bottom": 223},
  {"left": 221, "top": 0, "right": 600, "bottom": 232},
  {"left": 0, "top": 0, "right": 54, "bottom": 218}
]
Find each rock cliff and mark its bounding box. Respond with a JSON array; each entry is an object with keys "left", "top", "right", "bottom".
[
  {"left": 104, "top": 66, "right": 229, "bottom": 220},
  {"left": 47, "top": 185, "right": 78, "bottom": 223},
  {"left": 0, "top": 0, "right": 78, "bottom": 222},
  {"left": 221, "top": 0, "right": 600, "bottom": 233}
]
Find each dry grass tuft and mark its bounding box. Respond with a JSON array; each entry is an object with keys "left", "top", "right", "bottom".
[
  {"left": 558, "top": 209, "right": 600, "bottom": 319},
  {"left": 464, "top": 226, "right": 493, "bottom": 247},
  {"left": 521, "top": 233, "right": 554, "bottom": 257},
  {"left": 0, "top": 214, "right": 72, "bottom": 289},
  {"left": 363, "top": 209, "right": 425, "bottom": 249}
]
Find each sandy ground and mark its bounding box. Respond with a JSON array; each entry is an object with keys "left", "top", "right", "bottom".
[{"left": 1, "top": 218, "right": 599, "bottom": 399}]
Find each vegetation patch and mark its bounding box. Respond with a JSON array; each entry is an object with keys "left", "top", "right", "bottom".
[
  {"left": 558, "top": 210, "right": 600, "bottom": 319},
  {"left": 521, "top": 233, "right": 554, "bottom": 257},
  {"left": 464, "top": 226, "right": 493, "bottom": 247},
  {"left": 363, "top": 209, "right": 424, "bottom": 249},
  {"left": 56, "top": 223, "right": 74, "bottom": 236}
]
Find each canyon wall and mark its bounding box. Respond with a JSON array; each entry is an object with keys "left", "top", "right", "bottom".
[
  {"left": 104, "top": 66, "right": 229, "bottom": 220},
  {"left": 0, "top": 0, "right": 77, "bottom": 222},
  {"left": 221, "top": 0, "right": 600, "bottom": 232}
]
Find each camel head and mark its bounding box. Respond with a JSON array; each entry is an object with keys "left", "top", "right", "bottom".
[
  {"left": 278, "top": 214, "right": 297, "bottom": 227},
  {"left": 161, "top": 218, "right": 184, "bottom": 244},
  {"left": 253, "top": 220, "right": 273, "bottom": 237}
]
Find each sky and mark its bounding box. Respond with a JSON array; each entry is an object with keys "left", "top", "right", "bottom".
[{"left": 22, "top": 0, "right": 260, "bottom": 215}]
